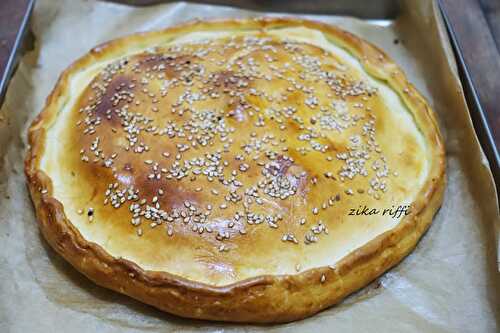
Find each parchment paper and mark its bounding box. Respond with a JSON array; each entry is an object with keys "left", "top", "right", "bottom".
[{"left": 0, "top": 0, "right": 498, "bottom": 332}]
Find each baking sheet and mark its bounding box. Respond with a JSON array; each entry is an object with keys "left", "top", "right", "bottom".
[{"left": 0, "top": 0, "right": 499, "bottom": 332}]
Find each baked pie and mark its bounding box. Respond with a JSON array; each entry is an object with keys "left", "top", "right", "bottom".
[{"left": 25, "top": 18, "right": 445, "bottom": 322}]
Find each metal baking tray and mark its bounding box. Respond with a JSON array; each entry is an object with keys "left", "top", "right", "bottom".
[
  {"left": 1, "top": 0, "right": 497, "bottom": 190},
  {"left": 438, "top": 2, "right": 500, "bottom": 191},
  {"left": 106, "top": 0, "right": 400, "bottom": 18},
  {"left": 0, "top": 0, "right": 34, "bottom": 106}
]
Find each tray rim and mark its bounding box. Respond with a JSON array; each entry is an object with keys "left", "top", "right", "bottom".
[
  {"left": 438, "top": 0, "right": 500, "bottom": 195},
  {"left": 0, "top": 0, "right": 35, "bottom": 106}
]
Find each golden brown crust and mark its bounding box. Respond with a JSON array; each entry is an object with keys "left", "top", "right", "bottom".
[{"left": 25, "top": 17, "right": 445, "bottom": 323}]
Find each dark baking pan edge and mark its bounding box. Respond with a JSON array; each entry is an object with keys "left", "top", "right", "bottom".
[
  {"left": 439, "top": 1, "right": 500, "bottom": 195},
  {"left": 0, "top": 0, "right": 35, "bottom": 106}
]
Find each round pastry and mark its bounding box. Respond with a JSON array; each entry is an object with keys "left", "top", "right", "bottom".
[{"left": 25, "top": 18, "right": 445, "bottom": 323}]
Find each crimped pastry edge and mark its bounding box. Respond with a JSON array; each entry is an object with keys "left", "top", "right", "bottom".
[{"left": 24, "top": 17, "right": 446, "bottom": 323}]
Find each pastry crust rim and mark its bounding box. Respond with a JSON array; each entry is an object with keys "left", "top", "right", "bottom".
[{"left": 24, "top": 17, "right": 446, "bottom": 323}]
